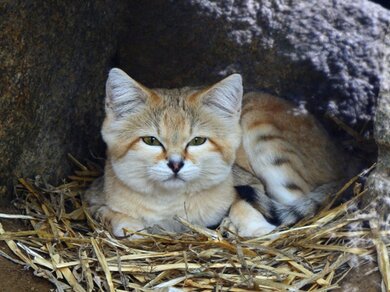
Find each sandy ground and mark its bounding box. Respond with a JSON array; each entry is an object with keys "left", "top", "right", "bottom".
[
  {"left": 0, "top": 252, "right": 53, "bottom": 291},
  {"left": 0, "top": 204, "right": 382, "bottom": 292}
]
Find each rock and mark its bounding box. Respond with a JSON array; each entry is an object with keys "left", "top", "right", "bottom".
[
  {"left": 364, "top": 28, "right": 390, "bottom": 209},
  {"left": 120, "top": 0, "right": 390, "bottom": 131},
  {"left": 0, "top": 1, "right": 126, "bottom": 200}
]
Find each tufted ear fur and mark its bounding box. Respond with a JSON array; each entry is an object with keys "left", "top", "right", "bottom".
[
  {"left": 105, "top": 68, "right": 149, "bottom": 118},
  {"left": 201, "top": 74, "right": 243, "bottom": 118}
]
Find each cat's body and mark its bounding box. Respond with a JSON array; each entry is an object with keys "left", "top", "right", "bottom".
[{"left": 85, "top": 68, "right": 347, "bottom": 237}]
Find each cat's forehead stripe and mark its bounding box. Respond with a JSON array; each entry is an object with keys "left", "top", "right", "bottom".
[
  {"left": 160, "top": 109, "right": 191, "bottom": 144},
  {"left": 147, "top": 89, "right": 200, "bottom": 145}
]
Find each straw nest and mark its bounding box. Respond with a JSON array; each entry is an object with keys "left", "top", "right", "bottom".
[{"left": 0, "top": 155, "right": 388, "bottom": 292}]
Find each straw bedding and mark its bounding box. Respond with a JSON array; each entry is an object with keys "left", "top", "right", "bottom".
[{"left": 0, "top": 156, "right": 388, "bottom": 291}]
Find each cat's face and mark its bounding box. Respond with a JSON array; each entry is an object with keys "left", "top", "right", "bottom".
[{"left": 102, "top": 68, "right": 243, "bottom": 194}]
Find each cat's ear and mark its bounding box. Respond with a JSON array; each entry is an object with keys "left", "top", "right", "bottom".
[
  {"left": 201, "top": 74, "right": 243, "bottom": 117},
  {"left": 105, "top": 68, "right": 149, "bottom": 117}
]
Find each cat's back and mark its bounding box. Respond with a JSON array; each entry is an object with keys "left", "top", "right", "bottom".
[
  {"left": 238, "top": 92, "right": 346, "bottom": 190},
  {"left": 241, "top": 92, "right": 329, "bottom": 144}
]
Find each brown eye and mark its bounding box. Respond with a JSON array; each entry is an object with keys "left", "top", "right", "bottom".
[
  {"left": 142, "top": 136, "right": 162, "bottom": 146},
  {"left": 188, "top": 137, "right": 207, "bottom": 146}
]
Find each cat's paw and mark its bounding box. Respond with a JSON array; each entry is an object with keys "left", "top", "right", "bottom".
[
  {"left": 111, "top": 216, "right": 146, "bottom": 239},
  {"left": 229, "top": 200, "right": 277, "bottom": 238},
  {"left": 234, "top": 220, "right": 276, "bottom": 238},
  {"left": 221, "top": 215, "right": 275, "bottom": 238},
  {"left": 219, "top": 217, "right": 238, "bottom": 238}
]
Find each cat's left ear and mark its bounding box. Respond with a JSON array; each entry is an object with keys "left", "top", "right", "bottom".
[{"left": 201, "top": 74, "right": 243, "bottom": 117}]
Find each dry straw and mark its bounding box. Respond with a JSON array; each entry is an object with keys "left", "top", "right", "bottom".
[{"left": 0, "top": 157, "right": 388, "bottom": 291}]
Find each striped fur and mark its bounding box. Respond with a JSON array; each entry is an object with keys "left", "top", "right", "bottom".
[
  {"left": 228, "top": 93, "right": 347, "bottom": 236},
  {"left": 84, "top": 68, "right": 348, "bottom": 238}
]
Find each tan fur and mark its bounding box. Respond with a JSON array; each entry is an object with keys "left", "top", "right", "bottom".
[
  {"left": 85, "top": 68, "right": 347, "bottom": 238},
  {"left": 100, "top": 161, "right": 236, "bottom": 234},
  {"left": 238, "top": 92, "right": 345, "bottom": 204}
]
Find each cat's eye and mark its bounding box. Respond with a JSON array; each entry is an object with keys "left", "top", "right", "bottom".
[
  {"left": 142, "top": 136, "right": 162, "bottom": 146},
  {"left": 188, "top": 137, "right": 207, "bottom": 146}
]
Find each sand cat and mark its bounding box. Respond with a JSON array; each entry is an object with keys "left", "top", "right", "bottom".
[{"left": 85, "top": 68, "right": 346, "bottom": 237}]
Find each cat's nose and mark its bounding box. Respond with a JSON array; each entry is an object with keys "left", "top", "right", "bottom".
[{"left": 167, "top": 159, "right": 184, "bottom": 174}]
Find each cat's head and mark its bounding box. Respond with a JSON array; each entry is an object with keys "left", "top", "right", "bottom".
[{"left": 102, "top": 68, "right": 243, "bottom": 194}]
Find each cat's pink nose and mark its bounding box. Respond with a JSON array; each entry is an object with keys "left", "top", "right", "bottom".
[{"left": 167, "top": 159, "right": 184, "bottom": 174}]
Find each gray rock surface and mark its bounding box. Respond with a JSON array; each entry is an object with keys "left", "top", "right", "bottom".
[
  {"left": 365, "top": 28, "right": 390, "bottom": 209},
  {"left": 121, "top": 0, "right": 390, "bottom": 130},
  {"left": 189, "top": 0, "right": 390, "bottom": 126}
]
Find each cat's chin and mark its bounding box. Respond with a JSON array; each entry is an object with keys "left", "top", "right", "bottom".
[{"left": 158, "top": 176, "right": 187, "bottom": 190}]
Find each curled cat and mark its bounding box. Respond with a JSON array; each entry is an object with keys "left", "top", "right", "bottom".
[{"left": 84, "top": 68, "right": 347, "bottom": 238}]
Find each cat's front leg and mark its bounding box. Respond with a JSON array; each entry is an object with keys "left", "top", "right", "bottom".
[
  {"left": 93, "top": 205, "right": 146, "bottom": 238},
  {"left": 228, "top": 199, "right": 276, "bottom": 237},
  {"left": 84, "top": 178, "right": 146, "bottom": 238}
]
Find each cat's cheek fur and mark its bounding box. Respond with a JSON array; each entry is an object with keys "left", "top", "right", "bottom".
[
  {"left": 200, "top": 155, "right": 231, "bottom": 182},
  {"left": 111, "top": 147, "right": 163, "bottom": 194},
  {"left": 190, "top": 141, "right": 235, "bottom": 173}
]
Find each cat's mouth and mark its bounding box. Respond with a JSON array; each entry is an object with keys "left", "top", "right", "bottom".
[
  {"left": 159, "top": 174, "right": 187, "bottom": 189},
  {"left": 163, "top": 174, "right": 186, "bottom": 183}
]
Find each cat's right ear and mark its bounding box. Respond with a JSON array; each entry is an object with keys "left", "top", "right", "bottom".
[{"left": 105, "top": 68, "right": 149, "bottom": 117}]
